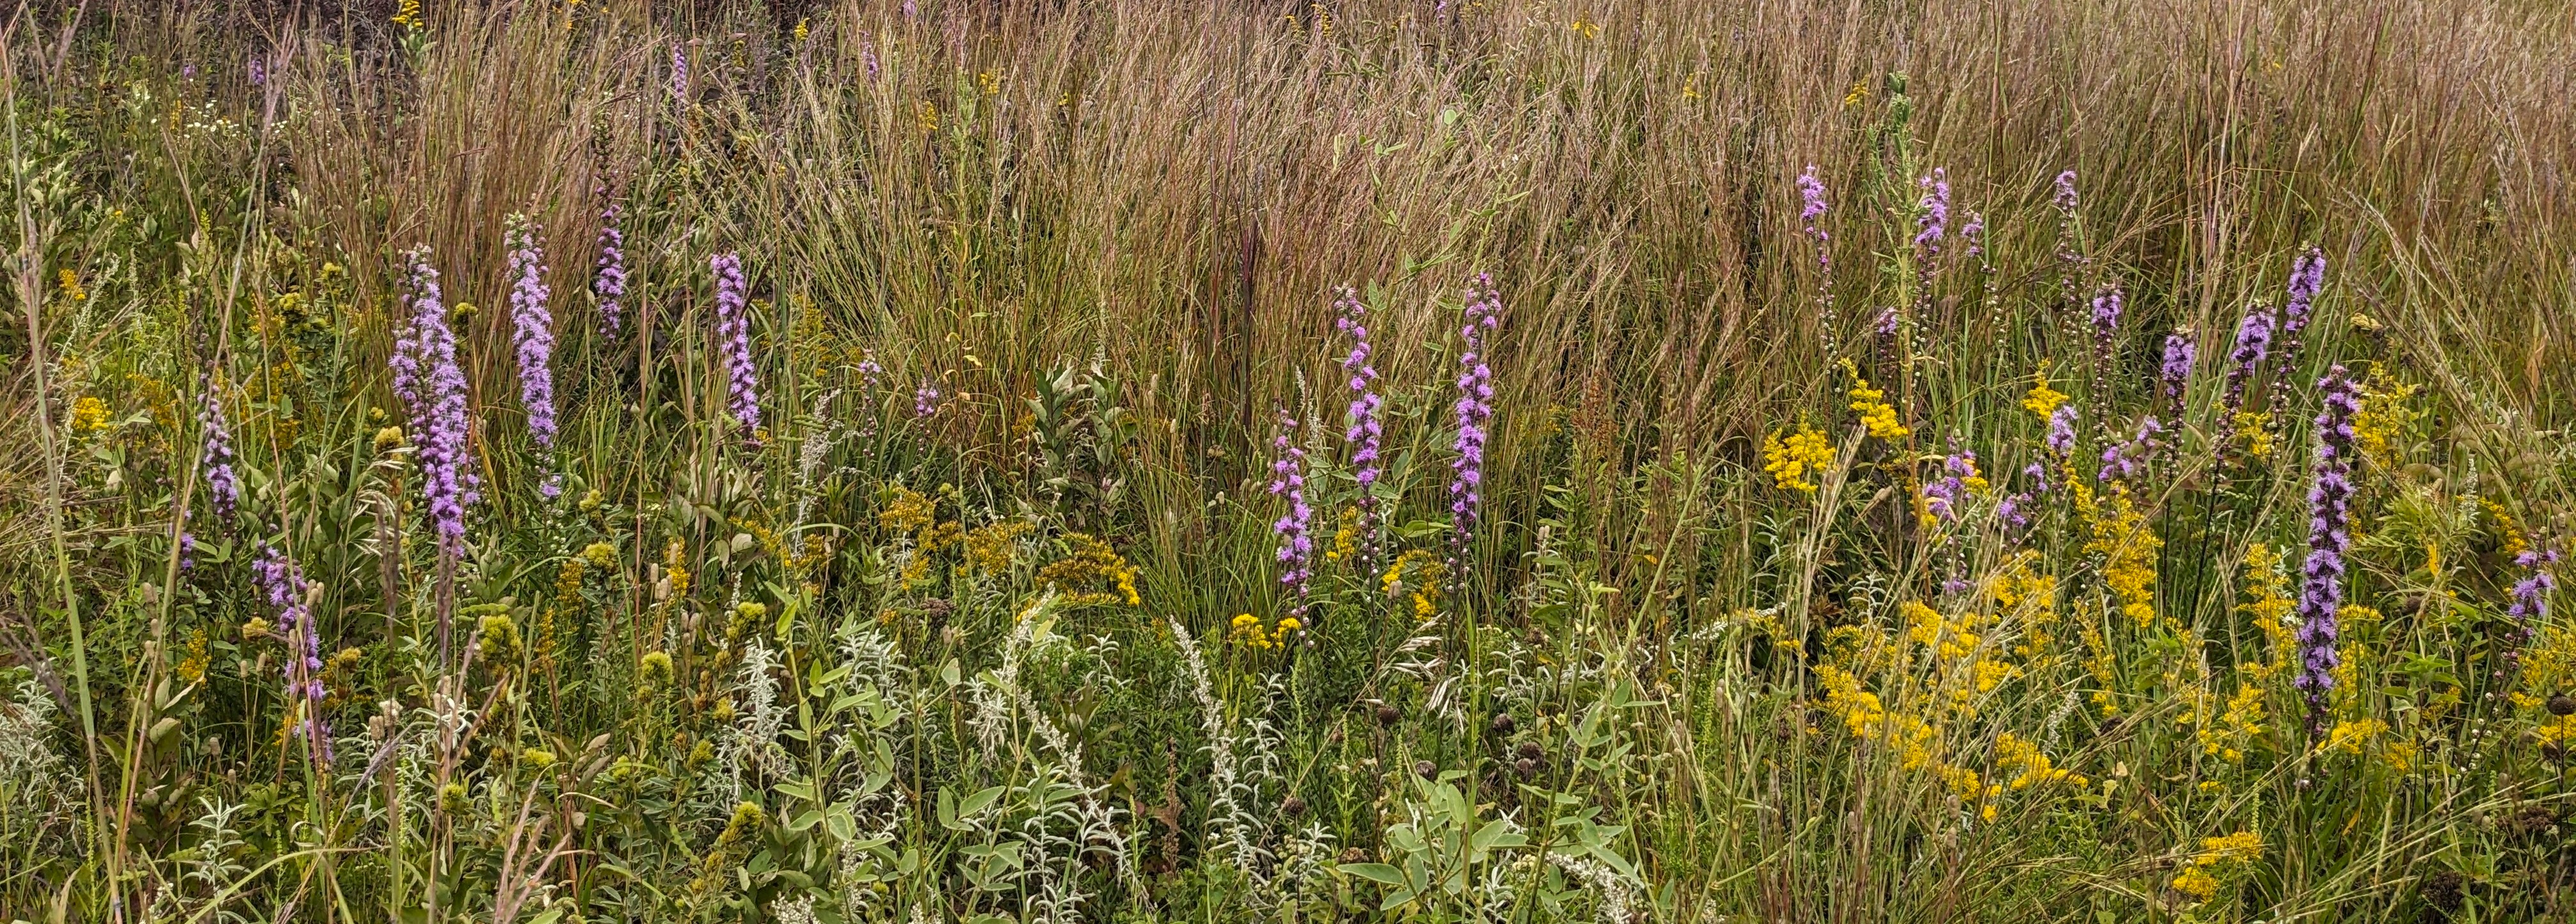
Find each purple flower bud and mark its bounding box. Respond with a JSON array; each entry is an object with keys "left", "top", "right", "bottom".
[
  {"left": 199, "top": 375, "right": 239, "bottom": 520},
  {"left": 671, "top": 45, "right": 689, "bottom": 101},
  {"left": 1335, "top": 285, "right": 1384, "bottom": 563},
  {"left": 1913, "top": 169, "right": 1949, "bottom": 256},
  {"left": 1450, "top": 274, "right": 1503, "bottom": 589},
  {"left": 1269, "top": 409, "right": 1315, "bottom": 614},
  {"left": 593, "top": 198, "right": 627, "bottom": 338}
]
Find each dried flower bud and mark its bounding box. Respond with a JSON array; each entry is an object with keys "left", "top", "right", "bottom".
[
  {"left": 1413, "top": 760, "right": 1436, "bottom": 779},
  {"left": 2550, "top": 694, "right": 2576, "bottom": 716}
]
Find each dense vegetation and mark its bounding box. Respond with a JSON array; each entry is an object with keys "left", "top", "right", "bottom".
[{"left": 3, "top": 1, "right": 2574, "bottom": 921}]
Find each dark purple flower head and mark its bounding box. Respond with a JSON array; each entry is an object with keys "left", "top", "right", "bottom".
[
  {"left": 2089, "top": 289, "right": 2124, "bottom": 334},
  {"left": 1913, "top": 168, "right": 1951, "bottom": 255},
  {"left": 1798, "top": 165, "right": 1828, "bottom": 229},
  {"left": 2281, "top": 246, "right": 2326, "bottom": 337},
  {"left": 506, "top": 216, "right": 557, "bottom": 448},
  {"left": 914, "top": 380, "right": 941, "bottom": 418},
  {"left": 2158, "top": 332, "right": 2196, "bottom": 409},
  {"left": 671, "top": 46, "right": 689, "bottom": 101},
  {"left": 2510, "top": 549, "right": 2560, "bottom": 624},
  {"left": 2293, "top": 366, "right": 2363, "bottom": 736},
  {"left": 710, "top": 252, "right": 761, "bottom": 437},
  {"left": 2096, "top": 416, "right": 2161, "bottom": 484},
  {"left": 392, "top": 245, "right": 475, "bottom": 554}
]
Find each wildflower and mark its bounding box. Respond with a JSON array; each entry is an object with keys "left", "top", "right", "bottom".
[
  {"left": 1761, "top": 422, "right": 1835, "bottom": 494},
  {"left": 1959, "top": 211, "right": 1986, "bottom": 259},
  {"left": 2096, "top": 416, "right": 2161, "bottom": 484},
  {"left": 2022, "top": 367, "right": 2069, "bottom": 417},
  {"left": 1229, "top": 613, "right": 1275, "bottom": 650},
  {"left": 2280, "top": 246, "right": 2326, "bottom": 345},
  {"left": 2053, "top": 170, "right": 2080, "bottom": 213},
  {"left": 594, "top": 198, "right": 627, "bottom": 337},
  {"left": 1913, "top": 168, "right": 1949, "bottom": 256},
  {"left": 1920, "top": 445, "right": 1988, "bottom": 524},
  {"left": 390, "top": 245, "right": 475, "bottom": 552},
  {"left": 710, "top": 252, "right": 760, "bottom": 437},
  {"left": 914, "top": 379, "right": 940, "bottom": 418},
  {"left": 254, "top": 546, "right": 329, "bottom": 766},
  {"left": 1335, "top": 285, "right": 1384, "bottom": 561},
  {"left": 1841, "top": 360, "right": 1910, "bottom": 439},
  {"left": 1269, "top": 409, "right": 1316, "bottom": 615},
  {"left": 1798, "top": 165, "right": 1836, "bottom": 350},
  {"left": 392, "top": 0, "right": 421, "bottom": 29},
  {"left": 2158, "top": 331, "right": 2195, "bottom": 415},
  {"left": 2045, "top": 405, "right": 2078, "bottom": 456},
  {"left": 2172, "top": 831, "right": 2262, "bottom": 902},
  {"left": 70, "top": 395, "right": 107, "bottom": 432},
  {"left": 1448, "top": 273, "right": 1503, "bottom": 588},
  {"left": 2294, "top": 367, "right": 2361, "bottom": 736},
  {"left": 670, "top": 45, "right": 689, "bottom": 102},
  {"left": 505, "top": 215, "right": 557, "bottom": 448},
  {"left": 199, "top": 375, "right": 239, "bottom": 520}
]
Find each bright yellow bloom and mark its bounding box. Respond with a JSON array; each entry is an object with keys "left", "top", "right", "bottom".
[
  {"left": 1761, "top": 422, "right": 1835, "bottom": 493},
  {"left": 2021, "top": 366, "right": 2068, "bottom": 418},
  {"left": 1840, "top": 360, "right": 1910, "bottom": 439}
]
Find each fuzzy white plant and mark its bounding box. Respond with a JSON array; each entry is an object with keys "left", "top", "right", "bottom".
[
  {"left": 1549, "top": 853, "right": 1641, "bottom": 924},
  {"left": 1168, "top": 611, "right": 1273, "bottom": 883}
]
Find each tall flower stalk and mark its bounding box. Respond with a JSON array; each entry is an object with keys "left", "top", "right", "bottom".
[
  {"left": 2214, "top": 301, "right": 2277, "bottom": 460},
  {"left": 2294, "top": 366, "right": 2361, "bottom": 736},
  {"left": 255, "top": 545, "right": 329, "bottom": 766},
  {"left": 1268, "top": 409, "right": 1315, "bottom": 617},
  {"left": 1448, "top": 274, "right": 1502, "bottom": 593},
  {"left": 2264, "top": 248, "right": 2326, "bottom": 448},
  {"left": 199, "top": 372, "right": 238, "bottom": 520},
  {"left": 390, "top": 245, "right": 473, "bottom": 554},
  {"left": 710, "top": 252, "right": 760, "bottom": 439},
  {"left": 1333, "top": 285, "right": 1383, "bottom": 565},
  {"left": 593, "top": 197, "right": 627, "bottom": 338},
  {"left": 1798, "top": 165, "right": 1836, "bottom": 354},
  {"left": 505, "top": 215, "right": 556, "bottom": 450}
]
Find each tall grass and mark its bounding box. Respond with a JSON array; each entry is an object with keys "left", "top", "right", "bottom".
[{"left": 1, "top": 0, "right": 2571, "bottom": 920}]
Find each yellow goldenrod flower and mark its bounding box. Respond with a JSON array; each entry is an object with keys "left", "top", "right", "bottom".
[
  {"left": 1840, "top": 360, "right": 1910, "bottom": 439},
  {"left": 1762, "top": 422, "right": 1835, "bottom": 493}
]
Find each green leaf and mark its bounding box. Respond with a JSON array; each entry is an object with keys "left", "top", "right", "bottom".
[
  {"left": 1342, "top": 863, "right": 1407, "bottom": 886},
  {"left": 957, "top": 784, "right": 1006, "bottom": 820}
]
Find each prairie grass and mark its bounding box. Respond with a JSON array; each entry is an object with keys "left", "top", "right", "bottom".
[{"left": 1, "top": 0, "right": 2572, "bottom": 921}]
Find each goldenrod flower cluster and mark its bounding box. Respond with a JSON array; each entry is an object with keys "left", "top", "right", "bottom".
[
  {"left": 1841, "top": 360, "right": 1910, "bottom": 439},
  {"left": 1761, "top": 422, "right": 1835, "bottom": 493},
  {"left": 1228, "top": 613, "right": 1301, "bottom": 650},
  {"left": 2171, "top": 831, "right": 2262, "bottom": 902}
]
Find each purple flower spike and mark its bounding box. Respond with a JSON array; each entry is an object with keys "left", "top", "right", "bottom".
[
  {"left": 671, "top": 45, "right": 689, "bottom": 102},
  {"left": 1335, "top": 285, "right": 1384, "bottom": 563},
  {"left": 199, "top": 374, "right": 239, "bottom": 520},
  {"left": 1913, "top": 168, "right": 1950, "bottom": 256},
  {"left": 710, "top": 252, "right": 760, "bottom": 437},
  {"left": 1797, "top": 165, "right": 1837, "bottom": 351},
  {"left": 506, "top": 216, "right": 557, "bottom": 448},
  {"left": 2158, "top": 331, "right": 2196, "bottom": 421},
  {"left": 1269, "top": 409, "right": 1315, "bottom": 615},
  {"left": 2045, "top": 405, "right": 2079, "bottom": 456},
  {"left": 914, "top": 380, "right": 941, "bottom": 418},
  {"left": 255, "top": 546, "right": 330, "bottom": 766},
  {"left": 593, "top": 198, "right": 627, "bottom": 338},
  {"left": 392, "top": 245, "right": 475, "bottom": 554},
  {"left": 2053, "top": 170, "right": 2080, "bottom": 212},
  {"left": 2293, "top": 366, "right": 2362, "bottom": 736},
  {"left": 1448, "top": 274, "right": 1503, "bottom": 591}
]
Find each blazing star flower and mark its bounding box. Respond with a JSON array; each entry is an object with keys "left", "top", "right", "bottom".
[
  {"left": 914, "top": 380, "right": 941, "bottom": 418},
  {"left": 710, "top": 252, "right": 760, "bottom": 437},
  {"left": 178, "top": 531, "right": 196, "bottom": 571},
  {"left": 1798, "top": 165, "right": 1836, "bottom": 351},
  {"left": 2510, "top": 550, "right": 2560, "bottom": 625},
  {"left": 391, "top": 245, "right": 474, "bottom": 553},
  {"left": 2159, "top": 333, "right": 2195, "bottom": 403},
  {"left": 1922, "top": 445, "right": 1984, "bottom": 523},
  {"left": 199, "top": 374, "right": 239, "bottom": 520},
  {"left": 671, "top": 45, "right": 689, "bottom": 101},
  {"left": 254, "top": 545, "right": 329, "bottom": 766},
  {"left": 1914, "top": 168, "right": 1950, "bottom": 256},
  {"left": 2053, "top": 170, "right": 2080, "bottom": 213},
  {"left": 862, "top": 35, "right": 880, "bottom": 80},
  {"left": 2280, "top": 246, "right": 2326, "bottom": 342},
  {"left": 1268, "top": 409, "right": 1315, "bottom": 615},
  {"left": 1449, "top": 273, "right": 1503, "bottom": 587},
  {"left": 505, "top": 216, "right": 557, "bottom": 448},
  {"left": 2046, "top": 405, "right": 2079, "bottom": 456},
  {"left": 593, "top": 199, "right": 627, "bottom": 338},
  {"left": 2097, "top": 416, "right": 2161, "bottom": 484},
  {"left": 1959, "top": 211, "right": 1986, "bottom": 259},
  {"left": 1335, "top": 285, "right": 1384, "bottom": 561},
  {"left": 2294, "top": 366, "right": 2362, "bottom": 736}
]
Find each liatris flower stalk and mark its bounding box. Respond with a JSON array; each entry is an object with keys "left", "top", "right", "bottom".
[
  {"left": 710, "top": 252, "right": 761, "bottom": 438},
  {"left": 2045, "top": 405, "right": 2079, "bottom": 457},
  {"left": 670, "top": 45, "right": 689, "bottom": 101},
  {"left": 199, "top": 373, "right": 238, "bottom": 520},
  {"left": 1920, "top": 445, "right": 1984, "bottom": 524},
  {"left": 390, "top": 245, "right": 473, "bottom": 554},
  {"left": 505, "top": 215, "right": 557, "bottom": 450},
  {"left": 2294, "top": 366, "right": 2362, "bottom": 736},
  {"left": 915, "top": 380, "right": 941, "bottom": 418},
  {"left": 2097, "top": 416, "right": 2161, "bottom": 485},
  {"left": 1268, "top": 409, "right": 1315, "bottom": 617},
  {"left": 2265, "top": 247, "right": 2327, "bottom": 447},
  {"left": 2214, "top": 301, "right": 2277, "bottom": 459},
  {"left": 1798, "top": 165, "right": 1836, "bottom": 354},
  {"left": 255, "top": 545, "right": 330, "bottom": 766},
  {"left": 1334, "top": 285, "right": 1384, "bottom": 564},
  {"left": 1448, "top": 274, "right": 1503, "bottom": 591},
  {"left": 2158, "top": 331, "right": 2195, "bottom": 416},
  {"left": 593, "top": 199, "right": 627, "bottom": 338},
  {"left": 1913, "top": 168, "right": 1951, "bottom": 257},
  {"left": 2088, "top": 287, "right": 2122, "bottom": 431}
]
